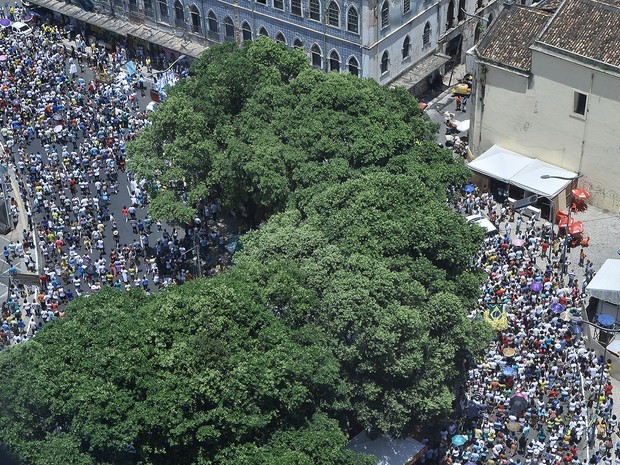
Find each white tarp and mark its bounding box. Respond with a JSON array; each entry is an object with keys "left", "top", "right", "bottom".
[
  {"left": 586, "top": 259, "right": 620, "bottom": 306},
  {"left": 347, "top": 432, "right": 426, "bottom": 465},
  {"left": 468, "top": 145, "right": 578, "bottom": 199}
]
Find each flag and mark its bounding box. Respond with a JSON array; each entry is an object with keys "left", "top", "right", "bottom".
[
  {"left": 126, "top": 60, "right": 136, "bottom": 76},
  {"left": 483, "top": 304, "right": 508, "bottom": 331}
]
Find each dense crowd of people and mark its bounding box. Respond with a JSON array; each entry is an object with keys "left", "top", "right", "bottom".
[
  {"left": 441, "top": 187, "right": 615, "bottom": 465},
  {"left": 0, "top": 14, "right": 617, "bottom": 465},
  {"left": 0, "top": 13, "right": 225, "bottom": 349}
]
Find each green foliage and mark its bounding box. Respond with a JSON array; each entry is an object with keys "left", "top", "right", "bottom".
[
  {"left": 5, "top": 40, "right": 493, "bottom": 464},
  {"left": 0, "top": 283, "right": 354, "bottom": 465},
  {"left": 128, "top": 40, "right": 443, "bottom": 225},
  {"left": 234, "top": 192, "right": 487, "bottom": 433}
]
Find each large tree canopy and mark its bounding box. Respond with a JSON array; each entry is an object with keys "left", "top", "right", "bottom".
[
  {"left": 0, "top": 284, "right": 371, "bottom": 465},
  {"left": 128, "top": 39, "right": 444, "bottom": 224},
  {"left": 1, "top": 39, "right": 493, "bottom": 464}
]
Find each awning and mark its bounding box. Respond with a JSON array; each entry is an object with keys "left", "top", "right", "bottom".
[
  {"left": 586, "top": 259, "right": 620, "bottom": 306},
  {"left": 391, "top": 53, "right": 451, "bottom": 89},
  {"left": 347, "top": 431, "right": 427, "bottom": 465},
  {"left": 468, "top": 145, "right": 578, "bottom": 198},
  {"left": 28, "top": 0, "right": 207, "bottom": 58}
]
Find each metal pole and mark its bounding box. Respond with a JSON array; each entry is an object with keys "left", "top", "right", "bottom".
[
  {"left": 194, "top": 227, "right": 201, "bottom": 277},
  {"left": 595, "top": 341, "right": 607, "bottom": 414},
  {"left": 574, "top": 318, "right": 619, "bottom": 455},
  {"left": 548, "top": 200, "right": 555, "bottom": 261},
  {"left": 561, "top": 190, "right": 574, "bottom": 276}
]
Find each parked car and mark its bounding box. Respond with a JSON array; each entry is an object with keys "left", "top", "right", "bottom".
[
  {"left": 466, "top": 214, "right": 498, "bottom": 236},
  {"left": 11, "top": 21, "right": 32, "bottom": 36}
]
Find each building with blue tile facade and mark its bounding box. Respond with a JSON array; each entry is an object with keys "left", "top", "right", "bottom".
[{"left": 32, "top": 0, "right": 507, "bottom": 90}]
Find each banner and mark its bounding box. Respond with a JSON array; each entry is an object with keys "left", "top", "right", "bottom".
[{"left": 126, "top": 60, "right": 137, "bottom": 77}]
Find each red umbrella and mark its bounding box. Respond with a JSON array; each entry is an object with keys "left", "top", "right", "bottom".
[
  {"left": 568, "top": 221, "right": 584, "bottom": 235},
  {"left": 558, "top": 216, "right": 574, "bottom": 228},
  {"left": 572, "top": 188, "right": 590, "bottom": 199},
  {"left": 556, "top": 211, "right": 568, "bottom": 223}
]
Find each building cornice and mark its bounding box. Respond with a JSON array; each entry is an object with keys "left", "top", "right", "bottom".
[{"left": 531, "top": 42, "right": 620, "bottom": 78}]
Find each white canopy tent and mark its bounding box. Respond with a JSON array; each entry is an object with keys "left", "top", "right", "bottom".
[
  {"left": 586, "top": 259, "right": 620, "bottom": 306},
  {"left": 347, "top": 432, "right": 426, "bottom": 465},
  {"left": 468, "top": 145, "right": 578, "bottom": 199}
]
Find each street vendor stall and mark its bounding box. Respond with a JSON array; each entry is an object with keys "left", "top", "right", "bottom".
[{"left": 347, "top": 432, "right": 427, "bottom": 465}]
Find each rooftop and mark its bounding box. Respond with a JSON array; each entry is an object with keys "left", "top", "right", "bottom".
[
  {"left": 476, "top": 5, "right": 552, "bottom": 72},
  {"left": 535, "top": 0, "right": 565, "bottom": 11},
  {"left": 537, "top": 0, "right": 620, "bottom": 68}
]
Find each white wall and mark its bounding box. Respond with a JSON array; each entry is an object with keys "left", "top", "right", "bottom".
[
  {"left": 361, "top": 0, "right": 440, "bottom": 82},
  {"left": 472, "top": 50, "right": 620, "bottom": 212}
]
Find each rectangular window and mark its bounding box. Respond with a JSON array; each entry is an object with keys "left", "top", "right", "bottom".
[
  {"left": 256, "top": 0, "right": 267, "bottom": 5},
  {"left": 291, "top": 0, "right": 302, "bottom": 15},
  {"left": 573, "top": 92, "right": 587, "bottom": 116},
  {"left": 159, "top": 0, "right": 168, "bottom": 19},
  {"left": 309, "top": 0, "right": 320, "bottom": 20},
  {"left": 404, "top": 0, "right": 410, "bottom": 13},
  {"left": 144, "top": 0, "right": 154, "bottom": 17},
  {"left": 274, "top": 0, "right": 284, "bottom": 8}
]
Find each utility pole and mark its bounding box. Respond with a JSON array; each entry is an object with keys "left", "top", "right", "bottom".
[{"left": 193, "top": 217, "right": 202, "bottom": 277}]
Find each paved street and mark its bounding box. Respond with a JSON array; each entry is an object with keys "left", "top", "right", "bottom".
[
  {"left": 0, "top": 14, "right": 204, "bottom": 348},
  {"left": 426, "top": 69, "right": 620, "bottom": 462}
]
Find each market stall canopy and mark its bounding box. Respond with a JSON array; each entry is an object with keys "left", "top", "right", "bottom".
[
  {"left": 457, "top": 119, "right": 471, "bottom": 132},
  {"left": 468, "top": 145, "right": 578, "bottom": 199},
  {"left": 347, "top": 431, "right": 426, "bottom": 465},
  {"left": 586, "top": 259, "right": 620, "bottom": 306}
]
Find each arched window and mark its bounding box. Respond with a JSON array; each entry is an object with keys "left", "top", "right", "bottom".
[
  {"left": 381, "top": 1, "right": 389, "bottom": 29},
  {"left": 327, "top": 1, "right": 339, "bottom": 26},
  {"left": 380, "top": 50, "right": 389, "bottom": 74},
  {"left": 447, "top": 0, "right": 454, "bottom": 28},
  {"left": 174, "top": 0, "right": 184, "bottom": 27},
  {"left": 423, "top": 22, "right": 431, "bottom": 48},
  {"left": 208, "top": 11, "right": 218, "bottom": 38},
  {"left": 347, "top": 6, "right": 358, "bottom": 33},
  {"left": 403, "top": 0, "right": 410, "bottom": 13},
  {"left": 458, "top": 0, "right": 466, "bottom": 22},
  {"left": 275, "top": 32, "right": 286, "bottom": 44},
  {"left": 402, "top": 35, "right": 410, "bottom": 59},
  {"left": 159, "top": 0, "right": 169, "bottom": 21},
  {"left": 258, "top": 26, "right": 269, "bottom": 37},
  {"left": 488, "top": 13, "right": 494, "bottom": 23},
  {"left": 189, "top": 5, "right": 201, "bottom": 34},
  {"left": 242, "top": 21, "right": 252, "bottom": 42},
  {"left": 477, "top": 0, "right": 484, "bottom": 9},
  {"left": 224, "top": 16, "right": 235, "bottom": 41},
  {"left": 293, "top": 37, "right": 304, "bottom": 49},
  {"left": 348, "top": 56, "right": 359, "bottom": 76},
  {"left": 310, "top": 43, "right": 322, "bottom": 68},
  {"left": 309, "top": 0, "right": 321, "bottom": 21},
  {"left": 329, "top": 50, "right": 340, "bottom": 71},
  {"left": 291, "top": 0, "right": 302, "bottom": 16}
]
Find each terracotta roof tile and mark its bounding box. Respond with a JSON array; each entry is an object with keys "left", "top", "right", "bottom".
[
  {"left": 537, "top": 0, "right": 620, "bottom": 67},
  {"left": 476, "top": 6, "right": 552, "bottom": 72},
  {"left": 536, "top": 0, "right": 564, "bottom": 11}
]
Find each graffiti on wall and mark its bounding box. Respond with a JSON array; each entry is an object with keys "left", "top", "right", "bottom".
[{"left": 581, "top": 178, "right": 620, "bottom": 212}]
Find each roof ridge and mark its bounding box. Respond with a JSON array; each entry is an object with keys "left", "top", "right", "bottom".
[
  {"left": 576, "top": 0, "right": 620, "bottom": 8},
  {"left": 476, "top": 5, "right": 553, "bottom": 72}
]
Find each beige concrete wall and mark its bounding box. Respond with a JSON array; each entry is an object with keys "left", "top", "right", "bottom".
[{"left": 471, "top": 51, "right": 620, "bottom": 212}]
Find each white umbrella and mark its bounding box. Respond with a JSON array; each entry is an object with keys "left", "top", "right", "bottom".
[{"left": 456, "top": 119, "right": 470, "bottom": 133}]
